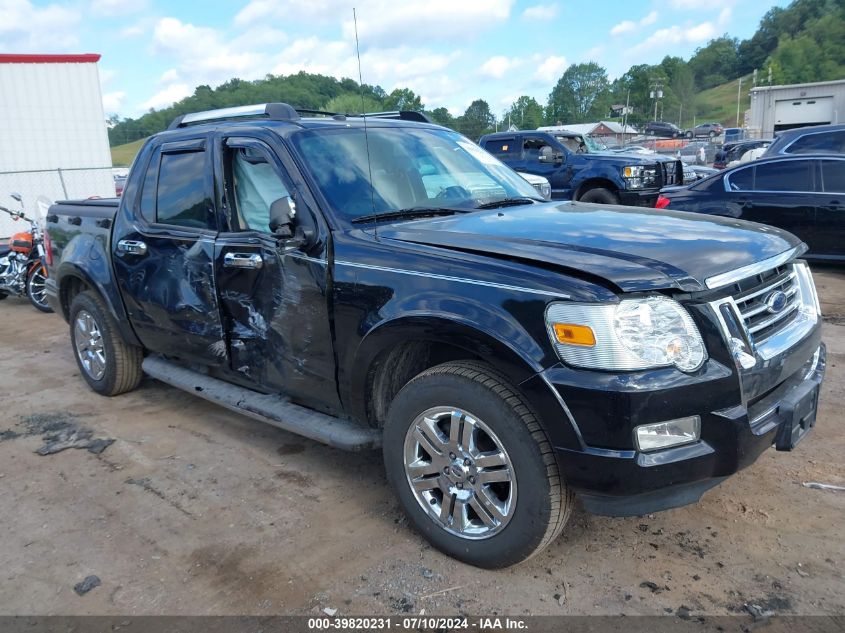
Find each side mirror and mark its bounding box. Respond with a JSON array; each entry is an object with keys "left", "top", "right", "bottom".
[
  {"left": 269, "top": 196, "right": 296, "bottom": 237},
  {"left": 538, "top": 146, "right": 564, "bottom": 165},
  {"left": 10, "top": 192, "right": 22, "bottom": 206}
]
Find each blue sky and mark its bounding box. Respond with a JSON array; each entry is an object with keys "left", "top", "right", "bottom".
[{"left": 1, "top": 0, "right": 789, "bottom": 120}]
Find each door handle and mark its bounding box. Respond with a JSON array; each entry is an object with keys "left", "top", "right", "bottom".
[
  {"left": 116, "top": 239, "right": 148, "bottom": 256},
  {"left": 224, "top": 252, "right": 263, "bottom": 270}
]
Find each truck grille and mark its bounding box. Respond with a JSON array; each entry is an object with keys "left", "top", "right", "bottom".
[{"left": 731, "top": 265, "right": 800, "bottom": 344}]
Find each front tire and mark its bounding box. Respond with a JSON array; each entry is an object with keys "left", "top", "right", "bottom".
[
  {"left": 579, "top": 187, "right": 619, "bottom": 205},
  {"left": 27, "top": 264, "right": 53, "bottom": 313},
  {"left": 69, "top": 291, "right": 143, "bottom": 396},
  {"left": 383, "top": 361, "right": 573, "bottom": 568}
]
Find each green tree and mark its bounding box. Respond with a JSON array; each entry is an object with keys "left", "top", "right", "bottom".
[
  {"left": 324, "top": 93, "right": 383, "bottom": 114},
  {"left": 383, "top": 88, "right": 423, "bottom": 111},
  {"left": 546, "top": 62, "right": 612, "bottom": 124},
  {"left": 428, "top": 107, "right": 455, "bottom": 128},
  {"left": 457, "top": 99, "right": 495, "bottom": 141},
  {"left": 503, "top": 96, "right": 544, "bottom": 130},
  {"left": 688, "top": 36, "right": 740, "bottom": 89}
]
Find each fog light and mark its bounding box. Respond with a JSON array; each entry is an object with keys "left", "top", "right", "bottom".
[{"left": 635, "top": 416, "right": 700, "bottom": 452}]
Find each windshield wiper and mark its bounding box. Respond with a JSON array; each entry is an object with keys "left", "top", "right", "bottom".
[
  {"left": 475, "top": 197, "right": 543, "bottom": 209},
  {"left": 351, "top": 207, "right": 468, "bottom": 224}
]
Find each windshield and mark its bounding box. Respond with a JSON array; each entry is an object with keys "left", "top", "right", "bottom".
[
  {"left": 553, "top": 134, "right": 605, "bottom": 154},
  {"left": 291, "top": 126, "right": 539, "bottom": 222}
]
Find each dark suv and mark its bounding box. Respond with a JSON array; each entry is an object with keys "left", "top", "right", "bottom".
[
  {"left": 764, "top": 123, "right": 845, "bottom": 156},
  {"left": 44, "top": 102, "right": 825, "bottom": 569},
  {"left": 645, "top": 121, "right": 684, "bottom": 138}
]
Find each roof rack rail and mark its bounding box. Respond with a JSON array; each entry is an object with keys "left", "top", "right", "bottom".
[
  {"left": 168, "top": 102, "right": 300, "bottom": 130},
  {"left": 362, "top": 110, "right": 433, "bottom": 123}
]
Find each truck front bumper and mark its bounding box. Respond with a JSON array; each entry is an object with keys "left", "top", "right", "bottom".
[
  {"left": 537, "top": 341, "right": 825, "bottom": 517},
  {"left": 618, "top": 190, "right": 660, "bottom": 207}
]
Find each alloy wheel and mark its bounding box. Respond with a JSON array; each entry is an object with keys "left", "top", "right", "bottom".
[{"left": 74, "top": 310, "right": 106, "bottom": 380}]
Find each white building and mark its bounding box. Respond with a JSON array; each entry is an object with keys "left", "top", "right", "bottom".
[
  {"left": 749, "top": 78, "right": 845, "bottom": 139},
  {"left": 0, "top": 54, "right": 114, "bottom": 236}
]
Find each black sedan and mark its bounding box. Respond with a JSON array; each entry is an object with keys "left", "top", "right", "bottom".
[{"left": 657, "top": 153, "right": 845, "bottom": 260}]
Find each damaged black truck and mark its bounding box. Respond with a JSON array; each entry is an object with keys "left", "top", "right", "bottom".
[{"left": 44, "top": 104, "right": 825, "bottom": 568}]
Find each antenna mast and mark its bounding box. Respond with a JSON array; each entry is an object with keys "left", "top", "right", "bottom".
[{"left": 353, "top": 8, "right": 377, "bottom": 233}]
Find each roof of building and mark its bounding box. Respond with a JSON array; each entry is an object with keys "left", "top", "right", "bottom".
[
  {"left": 750, "top": 78, "right": 845, "bottom": 92},
  {"left": 538, "top": 121, "right": 639, "bottom": 135},
  {"left": 0, "top": 54, "right": 101, "bottom": 64}
]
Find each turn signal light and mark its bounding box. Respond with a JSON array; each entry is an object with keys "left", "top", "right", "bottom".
[
  {"left": 655, "top": 195, "right": 671, "bottom": 209},
  {"left": 553, "top": 323, "right": 596, "bottom": 347}
]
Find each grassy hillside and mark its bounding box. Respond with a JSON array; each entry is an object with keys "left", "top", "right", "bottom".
[
  {"left": 691, "top": 74, "right": 755, "bottom": 127},
  {"left": 111, "top": 138, "right": 147, "bottom": 167}
]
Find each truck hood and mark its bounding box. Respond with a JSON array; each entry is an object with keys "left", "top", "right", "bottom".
[{"left": 377, "top": 201, "right": 803, "bottom": 293}]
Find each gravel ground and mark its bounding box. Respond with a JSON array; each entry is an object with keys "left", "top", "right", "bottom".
[{"left": 0, "top": 267, "right": 842, "bottom": 618}]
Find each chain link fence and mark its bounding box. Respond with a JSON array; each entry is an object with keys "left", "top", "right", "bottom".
[{"left": 0, "top": 166, "right": 116, "bottom": 236}]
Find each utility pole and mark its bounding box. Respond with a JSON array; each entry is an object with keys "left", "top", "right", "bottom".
[
  {"left": 622, "top": 89, "right": 630, "bottom": 140},
  {"left": 736, "top": 76, "right": 743, "bottom": 127},
  {"left": 650, "top": 80, "right": 663, "bottom": 121}
]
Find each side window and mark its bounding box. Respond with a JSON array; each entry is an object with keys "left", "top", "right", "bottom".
[
  {"left": 138, "top": 150, "right": 160, "bottom": 224},
  {"left": 754, "top": 160, "right": 812, "bottom": 191},
  {"left": 787, "top": 131, "right": 845, "bottom": 154},
  {"left": 727, "top": 166, "right": 753, "bottom": 191},
  {"left": 226, "top": 145, "right": 291, "bottom": 233},
  {"left": 484, "top": 138, "right": 516, "bottom": 159},
  {"left": 821, "top": 160, "right": 845, "bottom": 193},
  {"left": 523, "top": 138, "right": 548, "bottom": 165},
  {"left": 156, "top": 151, "right": 214, "bottom": 229}
]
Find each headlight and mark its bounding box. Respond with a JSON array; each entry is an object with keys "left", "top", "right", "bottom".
[
  {"left": 623, "top": 165, "right": 644, "bottom": 179},
  {"left": 546, "top": 297, "right": 707, "bottom": 372},
  {"left": 623, "top": 165, "right": 657, "bottom": 189}
]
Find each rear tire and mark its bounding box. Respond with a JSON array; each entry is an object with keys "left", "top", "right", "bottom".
[
  {"left": 579, "top": 187, "right": 619, "bottom": 205},
  {"left": 383, "top": 361, "right": 573, "bottom": 568},
  {"left": 26, "top": 264, "right": 53, "bottom": 313},
  {"left": 69, "top": 291, "right": 143, "bottom": 396}
]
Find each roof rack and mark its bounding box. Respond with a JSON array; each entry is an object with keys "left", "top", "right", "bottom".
[
  {"left": 362, "top": 110, "right": 432, "bottom": 123},
  {"left": 168, "top": 103, "right": 300, "bottom": 130}
]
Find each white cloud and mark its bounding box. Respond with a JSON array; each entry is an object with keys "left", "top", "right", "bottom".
[
  {"left": 522, "top": 3, "right": 557, "bottom": 20},
  {"left": 102, "top": 91, "right": 126, "bottom": 114},
  {"left": 159, "top": 68, "right": 180, "bottom": 84},
  {"left": 640, "top": 10, "right": 658, "bottom": 26},
  {"left": 611, "top": 10, "right": 660, "bottom": 36},
  {"left": 718, "top": 7, "right": 732, "bottom": 25},
  {"left": 669, "top": 0, "right": 735, "bottom": 8},
  {"left": 0, "top": 0, "right": 80, "bottom": 51},
  {"left": 481, "top": 56, "right": 521, "bottom": 79},
  {"left": 534, "top": 55, "right": 567, "bottom": 83},
  {"left": 89, "top": 0, "right": 148, "bottom": 16},
  {"left": 141, "top": 83, "right": 191, "bottom": 111},
  {"left": 631, "top": 21, "right": 717, "bottom": 54},
  {"left": 610, "top": 20, "right": 636, "bottom": 35}
]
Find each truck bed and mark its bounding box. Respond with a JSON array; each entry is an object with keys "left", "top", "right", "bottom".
[{"left": 46, "top": 198, "right": 119, "bottom": 266}]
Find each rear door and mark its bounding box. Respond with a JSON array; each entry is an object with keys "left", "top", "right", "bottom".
[
  {"left": 814, "top": 157, "right": 845, "bottom": 259},
  {"left": 211, "top": 133, "right": 340, "bottom": 411},
  {"left": 728, "top": 159, "right": 818, "bottom": 252},
  {"left": 111, "top": 138, "right": 225, "bottom": 364}
]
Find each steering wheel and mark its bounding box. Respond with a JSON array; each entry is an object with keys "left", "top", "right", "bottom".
[{"left": 435, "top": 185, "right": 471, "bottom": 201}]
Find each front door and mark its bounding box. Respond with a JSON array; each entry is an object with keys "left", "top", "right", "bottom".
[
  {"left": 521, "top": 136, "right": 570, "bottom": 199},
  {"left": 212, "top": 135, "right": 340, "bottom": 412},
  {"left": 112, "top": 138, "right": 225, "bottom": 364}
]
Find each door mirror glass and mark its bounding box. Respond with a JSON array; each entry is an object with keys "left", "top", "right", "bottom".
[{"left": 269, "top": 196, "right": 296, "bottom": 237}]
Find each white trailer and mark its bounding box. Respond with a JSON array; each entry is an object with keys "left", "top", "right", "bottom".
[{"left": 0, "top": 54, "right": 114, "bottom": 236}]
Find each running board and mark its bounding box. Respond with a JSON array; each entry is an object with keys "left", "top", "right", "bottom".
[{"left": 142, "top": 356, "right": 381, "bottom": 451}]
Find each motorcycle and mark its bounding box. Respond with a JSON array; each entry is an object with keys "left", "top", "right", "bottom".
[{"left": 0, "top": 193, "right": 53, "bottom": 313}]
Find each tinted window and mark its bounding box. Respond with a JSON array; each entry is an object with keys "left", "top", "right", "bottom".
[
  {"left": 754, "top": 160, "right": 812, "bottom": 191},
  {"left": 156, "top": 151, "right": 213, "bottom": 229},
  {"left": 821, "top": 159, "right": 845, "bottom": 193},
  {"left": 727, "top": 166, "right": 753, "bottom": 191},
  {"left": 484, "top": 138, "right": 517, "bottom": 159},
  {"left": 787, "top": 130, "right": 845, "bottom": 154}
]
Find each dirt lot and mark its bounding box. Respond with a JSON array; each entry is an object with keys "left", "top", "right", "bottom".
[{"left": 0, "top": 268, "right": 843, "bottom": 619}]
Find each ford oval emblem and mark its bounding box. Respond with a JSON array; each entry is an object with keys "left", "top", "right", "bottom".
[{"left": 765, "top": 290, "right": 788, "bottom": 314}]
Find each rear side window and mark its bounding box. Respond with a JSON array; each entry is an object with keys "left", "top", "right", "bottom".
[
  {"left": 156, "top": 151, "right": 214, "bottom": 229},
  {"left": 821, "top": 159, "right": 845, "bottom": 193},
  {"left": 484, "top": 138, "right": 517, "bottom": 159},
  {"left": 786, "top": 130, "right": 845, "bottom": 154},
  {"left": 726, "top": 166, "right": 753, "bottom": 191},
  {"left": 753, "top": 160, "right": 812, "bottom": 191}
]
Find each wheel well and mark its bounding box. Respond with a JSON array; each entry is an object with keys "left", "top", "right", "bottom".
[
  {"left": 574, "top": 178, "right": 618, "bottom": 200},
  {"left": 365, "top": 340, "right": 484, "bottom": 427},
  {"left": 59, "top": 275, "right": 92, "bottom": 320}
]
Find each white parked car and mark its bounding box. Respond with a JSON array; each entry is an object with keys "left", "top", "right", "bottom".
[{"left": 517, "top": 171, "right": 551, "bottom": 200}]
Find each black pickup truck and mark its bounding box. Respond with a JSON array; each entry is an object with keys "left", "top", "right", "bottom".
[
  {"left": 479, "top": 129, "right": 683, "bottom": 206},
  {"left": 44, "top": 103, "right": 825, "bottom": 568}
]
